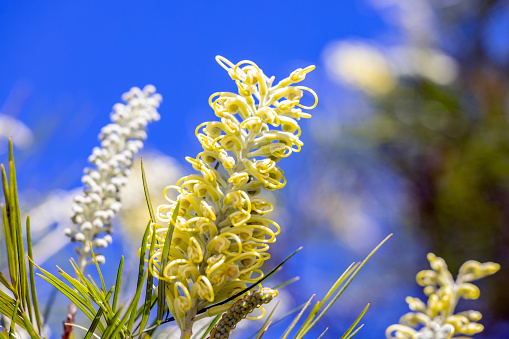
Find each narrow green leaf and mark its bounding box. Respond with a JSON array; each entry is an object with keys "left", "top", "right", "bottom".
[
  {"left": 125, "top": 271, "right": 148, "bottom": 333},
  {"left": 138, "top": 220, "right": 152, "bottom": 289},
  {"left": 255, "top": 301, "right": 280, "bottom": 339},
  {"left": 255, "top": 321, "right": 272, "bottom": 339},
  {"left": 65, "top": 323, "right": 101, "bottom": 339},
  {"left": 280, "top": 295, "right": 314, "bottom": 339},
  {"left": 19, "top": 310, "right": 40, "bottom": 339},
  {"left": 0, "top": 326, "right": 9, "bottom": 339},
  {"left": 141, "top": 159, "right": 156, "bottom": 223},
  {"left": 112, "top": 256, "right": 124, "bottom": 311},
  {"left": 36, "top": 273, "right": 95, "bottom": 321},
  {"left": 0, "top": 290, "right": 25, "bottom": 328},
  {"left": 345, "top": 324, "right": 364, "bottom": 339},
  {"left": 89, "top": 245, "right": 107, "bottom": 294},
  {"left": 101, "top": 307, "right": 123, "bottom": 339},
  {"left": 1, "top": 179, "right": 18, "bottom": 293},
  {"left": 340, "top": 304, "right": 369, "bottom": 339},
  {"left": 0, "top": 272, "right": 15, "bottom": 294},
  {"left": 295, "top": 263, "right": 358, "bottom": 338},
  {"left": 272, "top": 277, "right": 300, "bottom": 290},
  {"left": 296, "top": 235, "right": 391, "bottom": 339},
  {"left": 29, "top": 258, "right": 95, "bottom": 320},
  {"left": 56, "top": 264, "right": 94, "bottom": 306},
  {"left": 9, "top": 299, "right": 19, "bottom": 335},
  {"left": 317, "top": 327, "right": 328, "bottom": 339},
  {"left": 8, "top": 153, "right": 29, "bottom": 314},
  {"left": 128, "top": 219, "right": 152, "bottom": 331},
  {"left": 139, "top": 222, "right": 158, "bottom": 333},
  {"left": 84, "top": 307, "right": 104, "bottom": 339},
  {"left": 199, "top": 314, "right": 222, "bottom": 339},
  {"left": 26, "top": 216, "right": 43, "bottom": 335},
  {"left": 133, "top": 294, "right": 159, "bottom": 336},
  {"left": 310, "top": 235, "right": 391, "bottom": 330},
  {"left": 157, "top": 201, "right": 179, "bottom": 322},
  {"left": 65, "top": 264, "right": 114, "bottom": 324}
]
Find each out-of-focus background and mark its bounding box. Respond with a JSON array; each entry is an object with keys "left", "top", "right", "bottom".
[{"left": 1, "top": 1, "right": 508, "bottom": 338}]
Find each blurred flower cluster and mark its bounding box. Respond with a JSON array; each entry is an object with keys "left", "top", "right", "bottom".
[{"left": 386, "top": 254, "right": 500, "bottom": 339}]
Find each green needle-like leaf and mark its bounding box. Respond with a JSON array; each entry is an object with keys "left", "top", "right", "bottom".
[
  {"left": 112, "top": 256, "right": 124, "bottom": 311},
  {"left": 294, "top": 235, "right": 391, "bottom": 339},
  {"left": 280, "top": 295, "right": 315, "bottom": 339},
  {"left": 157, "top": 201, "right": 178, "bottom": 322},
  {"left": 345, "top": 324, "right": 364, "bottom": 339},
  {"left": 84, "top": 307, "right": 104, "bottom": 339},
  {"left": 272, "top": 277, "right": 300, "bottom": 290},
  {"left": 139, "top": 221, "right": 159, "bottom": 333},
  {"left": 255, "top": 301, "right": 280, "bottom": 339},
  {"left": 339, "top": 304, "right": 369, "bottom": 339},
  {"left": 141, "top": 159, "right": 156, "bottom": 223},
  {"left": 317, "top": 327, "right": 328, "bottom": 339},
  {"left": 9, "top": 299, "right": 19, "bottom": 335},
  {"left": 125, "top": 271, "right": 148, "bottom": 333},
  {"left": 101, "top": 307, "right": 123, "bottom": 339},
  {"left": 26, "top": 216, "right": 43, "bottom": 335},
  {"left": 29, "top": 259, "right": 96, "bottom": 322},
  {"left": 89, "top": 245, "right": 107, "bottom": 294},
  {"left": 198, "top": 314, "right": 222, "bottom": 339},
  {"left": 0, "top": 272, "right": 15, "bottom": 295}
]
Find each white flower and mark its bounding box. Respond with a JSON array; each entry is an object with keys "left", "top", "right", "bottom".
[{"left": 64, "top": 85, "right": 162, "bottom": 269}]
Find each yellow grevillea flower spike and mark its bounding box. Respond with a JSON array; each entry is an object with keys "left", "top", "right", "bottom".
[
  {"left": 144, "top": 56, "right": 316, "bottom": 337},
  {"left": 386, "top": 253, "right": 500, "bottom": 339}
]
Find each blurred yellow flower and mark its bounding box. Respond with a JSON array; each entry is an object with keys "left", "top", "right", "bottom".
[
  {"left": 386, "top": 253, "right": 500, "bottom": 339},
  {"left": 324, "top": 41, "right": 396, "bottom": 95}
]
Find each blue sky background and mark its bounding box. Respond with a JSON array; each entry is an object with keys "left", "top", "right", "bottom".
[
  {"left": 0, "top": 1, "right": 460, "bottom": 338},
  {"left": 0, "top": 1, "right": 387, "bottom": 191}
]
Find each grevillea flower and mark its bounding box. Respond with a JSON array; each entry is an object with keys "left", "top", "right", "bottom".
[
  {"left": 147, "top": 56, "right": 316, "bottom": 335},
  {"left": 386, "top": 253, "right": 500, "bottom": 339},
  {"left": 65, "top": 85, "right": 161, "bottom": 270}
]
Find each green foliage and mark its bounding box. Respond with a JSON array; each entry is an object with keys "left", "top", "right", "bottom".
[
  {"left": 0, "top": 132, "right": 391, "bottom": 339},
  {"left": 267, "top": 235, "right": 391, "bottom": 339},
  {"left": 0, "top": 140, "right": 43, "bottom": 338}
]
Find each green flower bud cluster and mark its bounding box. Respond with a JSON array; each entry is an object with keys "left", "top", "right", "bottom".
[
  {"left": 386, "top": 253, "right": 500, "bottom": 339},
  {"left": 209, "top": 288, "right": 278, "bottom": 339}
]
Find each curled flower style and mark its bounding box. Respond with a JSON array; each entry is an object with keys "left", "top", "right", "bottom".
[
  {"left": 386, "top": 253, "right": 500, "bottom": 339},
  {"left": 65, "top": 85, "right": 161, "bottom": 270},
  {"left": 147, "top": 56, "right": 316, "bottom": 336}
]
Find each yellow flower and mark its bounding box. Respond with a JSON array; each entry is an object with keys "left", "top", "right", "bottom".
[
  {"left": 386, "top": 253, "right": 500, "bottom": 339},
  {"left": 144, "top": 56, "right": 316, "bottom": 335}
]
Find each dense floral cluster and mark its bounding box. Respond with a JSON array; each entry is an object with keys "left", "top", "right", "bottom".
[
  {"left": 147, "top": 56, "right": 316, "bottom": 331},
  {"left": 65, "top": 85, "right": 161, "bottom": 269},
  {"left": 209, "top": 288, "right": 278, "bottom": 339},
  {"left": 386, "top": 253, "right": 500, "bottom": 339}
]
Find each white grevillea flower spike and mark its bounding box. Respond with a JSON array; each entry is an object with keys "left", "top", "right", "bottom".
[
  {"left": 146, "top": 56, "right": 316, "bottom": 338},
  {"left": 65, "top": 85, "right": 162, "bottom": 270}
]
